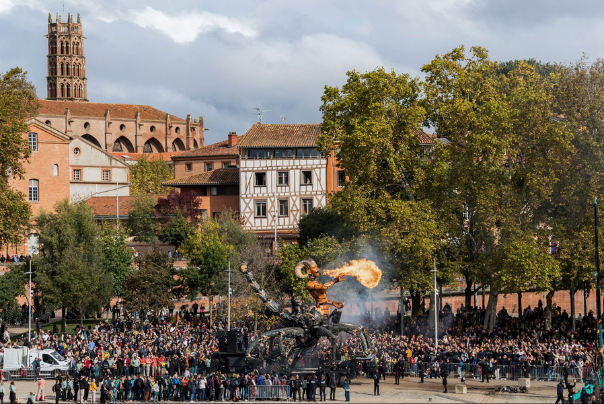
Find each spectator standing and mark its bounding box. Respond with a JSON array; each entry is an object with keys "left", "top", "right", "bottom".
[
  {"left": 9, "top": 382, "right": 16, "bottom": 404},
  {"left": 51, "top": 380, "right": 61, "bottom": 404},
  {"left": 342, "top": 378, "right": 350, "bottom": 403},
  {"left": 37, "top": 377, "right": 46, "bottom": 401},
  {"left": 89, "top": 379, "right": 97, "bottom": 404},
  {"left": 0, "top": 381, "right": 5, "bottom": 404},
  {"left": 329, "top": 375, "right": 336, "bottom": 401},
  {"left": 373, "top": 372, "right": 380, "bottom": 396},
  {"left": 556, "top": 381, "right": 565, "bottom": 404},
  {"left": 319, "top": 374, "right": 326, "bottom": 402}
]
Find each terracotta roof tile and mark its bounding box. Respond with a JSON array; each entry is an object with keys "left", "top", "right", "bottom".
[
  {"left": 238, "top": 124, "right": 321, "bottom": 148},
  {"left": 163, "top": 167, "right": 239, "bottom": 186},
  {"left": 172, "top": 138, "right": 241, "bottom": 159},
  {"left": 110, "top": 152, "right": 185, "bottom": 162},
  {"left": 416, "top": 128, "right": 436, "bottom": 145},
  {"left": 85, "top": 195, "right": 163, "bottom": 217},
  {"left": 38, "top": 100, "right": 187, "bottom": 122}
]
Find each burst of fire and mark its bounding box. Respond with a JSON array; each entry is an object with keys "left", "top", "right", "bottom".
[{"left": 323, "top": 258, "right": 382, "bottom": 289}]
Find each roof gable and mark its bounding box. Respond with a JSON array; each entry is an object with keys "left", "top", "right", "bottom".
[{"left": 26, "top": 118, "right": 72, "bottom": 142}]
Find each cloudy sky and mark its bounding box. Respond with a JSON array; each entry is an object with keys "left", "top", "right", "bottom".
[{"left": 1, "top": 0, "right": 604, "bottom": 145}]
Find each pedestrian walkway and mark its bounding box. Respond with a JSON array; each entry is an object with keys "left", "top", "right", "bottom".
[
  {"left": 5, "top": 374, "right": 562, "bottom": 403},
  {"left": 6, "top": 309, "right": 64, "bottom": 339}
]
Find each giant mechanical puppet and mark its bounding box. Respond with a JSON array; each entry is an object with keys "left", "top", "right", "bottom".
[{"left": 239, "top": 258, "right": 381, "bottom": 374}]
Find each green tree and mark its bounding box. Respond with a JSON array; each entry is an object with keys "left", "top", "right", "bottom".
[
  {"left": 34, "top": 201, "right": 112, "bottom": 330},
  {"left": 127, "top": 196, "right": 158, "bottom": 243},
  {"left": 122, "top": 249, "right": 175, "bottom": 324},
  {"left": 548, "top": 58, "right": 604, "bottom": 324},
  {"left": 319, "top": 67, "right": 441, "bottom": 309},
  {"left": 180, "top": 219, "right": 234, "bottom": 325},
  {"left": 297, "top": 206, "right": 350, "bottom": 247},
  {"left": 0, "top": 68, "right": 40, "bottom": 246},
  {"left": 422, "top": 46, "right": 573, "bottom": 330},
  {"left": 0, "top": 264, "right": 26, "bottom": 325},
  {"left": 101, "top": 227, "right": 132, "bottom": 296},
  {"left": 130, "top": 155, "right": 173, "bottom": 195},
  {"left": 158, "top": 210, "right": 195, "bottom": 249}
]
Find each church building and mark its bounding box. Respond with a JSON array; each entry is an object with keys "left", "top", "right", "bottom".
[{"left": 37, "top": 13, "right": 204, "bottom": 155}]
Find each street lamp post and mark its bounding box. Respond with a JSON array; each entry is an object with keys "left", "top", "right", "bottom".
[
  {"left": 226, "top": 261, "right": 232, "bottom": 332},
  {"left": 26, "top": 259, "right": 32, "bottom": 344},
  {"left": 594, "top": 198, "right": 602, "bottom": 401},
  {"left": 432, "top": 257, "right": 438, "bottom": 352}
]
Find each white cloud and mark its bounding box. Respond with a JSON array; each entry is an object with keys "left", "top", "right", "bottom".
[
  {"left": 0, "top": 0, "right": 44, "bottom": 14},
  {"left": 129, "top": 6, "right": 257, "bottom": 44}
]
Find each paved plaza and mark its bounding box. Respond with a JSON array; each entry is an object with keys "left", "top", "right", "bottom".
[{"left": 6, "top": 374, "right": 564, "bottom": 404}]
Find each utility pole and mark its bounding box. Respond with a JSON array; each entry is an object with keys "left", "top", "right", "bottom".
[
  {"left": 594, "top": 198, "right": 602, "bottom": 402},
  {"left": 432, "top": 257, "right": 438, "bottom": 351},
  {"left": 227, "top": 261, "right": 232, "bottom": 332},
  {"left": 26, "top": 259, "right": 32, "bottom": 344}
]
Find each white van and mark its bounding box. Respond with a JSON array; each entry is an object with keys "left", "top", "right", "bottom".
[{"left": 1, "top": 347, "right": 68, "bottom": 380}]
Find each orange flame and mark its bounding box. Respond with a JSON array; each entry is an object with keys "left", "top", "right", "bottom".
[{"left": 323, "top": 258, "right": 382, "bottom": 289}]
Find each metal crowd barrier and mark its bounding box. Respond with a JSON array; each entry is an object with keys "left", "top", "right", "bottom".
[
  {"left": 2, "top": 369, "right": 68, "bottom": 381},
  {"left": 388, "top": 362, "right": 592, "bottom": 383},
  {"left": 249, "top": 385, "right": 290, "bottom": 401}
]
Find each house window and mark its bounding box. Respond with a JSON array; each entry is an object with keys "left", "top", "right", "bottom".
[
  {"left": 223, "top": 162, "right": 230, "bottom": 168},
  {"left": 185, "top": 163, "right": 192, "bottom": 172},
  {"left": 102, "top": 170, "right": 110, "bottom": 181},
  {"left": 279, "top": 199, "right": 289, "bottom": 216},
  {"left": 337, "top": 170, "right": 346, "bottom": 188},
  {"left": 73, "top": 169, "right": 81, "bottom": 181},
  {"left": 302, "top": 171, "right": 312, "bottom": 185},
  {"left": 53, "top": 164, "right": 59, "bottom": 177},
  {"left": 73, "top": 147, "right": 81, "bottom": 156},
  {"left": 205, "top": 163, "right": 213, "bottom": 172},
  {"left": 29, "top": 132, "right": 38, "bottom": 151},
  {"left": 29, "top": 179, "right": 39, "bottom": 202},
  {"left": 302, "top": 198, "right": 314, "bottom": 214},
  {"left": 84, "top": 122, "right": 90, "bottom": 130},
  {"left": 255, "top": 172, "right": 266, "bottom": 187},
  {"left": 255, "top": 201, "right": 267, "bottom": 217},
  {"left": 278, "top": 172, "right": 289, "bottom": 186}
]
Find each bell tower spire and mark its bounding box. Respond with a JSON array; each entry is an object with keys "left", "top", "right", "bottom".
[{"left": 46, "top": 12, "right": 88, "bottom": 101}]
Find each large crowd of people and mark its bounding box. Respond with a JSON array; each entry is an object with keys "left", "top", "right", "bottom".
[{"left": 0, "top": 298, "right": 599, "bottom": 402}]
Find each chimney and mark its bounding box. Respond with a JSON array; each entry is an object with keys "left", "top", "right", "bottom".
[{"left": 227, "top": 132, "right": 238, "bottom": 147}]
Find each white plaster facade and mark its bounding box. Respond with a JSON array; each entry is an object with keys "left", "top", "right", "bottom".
[
  {"left": 69, "top": 136, "right": 130, "bottom": 203},
  {"left": 239, "top": 157, "right": 328, "bottom": 236}
]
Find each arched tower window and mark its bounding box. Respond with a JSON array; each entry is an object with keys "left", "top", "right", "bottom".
[
  {"left": 53, "top": 164, "right": 59, "bottom": 177},
  {"left": 66, "top": 84, "right": 71, "bottom": 98},
  {"left": 66, "top": 63, "right": 70, "bottom": 76},
  {"left": 60, "top": 41, "right": 64, "bottom": 54},
  {"left": 60, "top": 63, "right": 64, "bottom": 76},
  {"left": 60, "top": 84, "right": 65, "bottom": 97},
  {"left": 65, "top": 42, "right": 70, "bottom": 54}
]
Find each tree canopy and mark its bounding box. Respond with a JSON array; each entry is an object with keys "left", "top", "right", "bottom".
[
  {"left": 0, "top": 68, "right": 39, "bottom": 245},
  {"left": 34, "top": 200, "right": 112, "bottom": 330},
  {"left": 130, "top": 155, "right": 172, "bottom": 195}
]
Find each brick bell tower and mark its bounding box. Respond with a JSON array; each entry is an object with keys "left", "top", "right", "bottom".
[{"left": 46, "top": 13, "right": 88, "bottom": 101}]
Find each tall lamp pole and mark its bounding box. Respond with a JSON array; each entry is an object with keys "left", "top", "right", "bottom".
[
  {"left": 226, "top": 261, "right": 232, "bottom": 332},
  {"left": 595, "top": 198, "right": 602, "bottom": 399},
  {"left": 26, "top": 259, "right": 32, "bottom": 344},
  {"left": 432, "top": 257, "right": 438, "bottom": 352}
]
